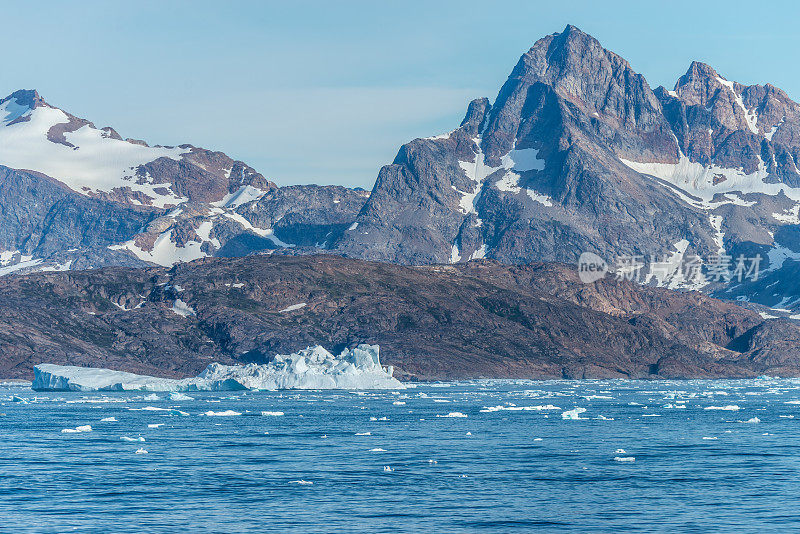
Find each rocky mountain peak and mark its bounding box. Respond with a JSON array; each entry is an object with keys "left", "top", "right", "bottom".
[
  {"left": 672, "top": 61, "right": 736, "bottom": 106},
  {"left": 459, "top": 97, "right": 491, "bottom": 136},
  {"left": 1, "top": 89, "right": 48, "bottom": 110}
]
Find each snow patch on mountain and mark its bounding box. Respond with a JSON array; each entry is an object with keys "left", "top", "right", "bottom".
[
  {"left": 171, "top": 299, "right": 196, "bottom": 318},
  {"left": 620, "top": 154, "right": 799, "bottom": 205},
  {"left": 772, "top": 204, "right": 800, "bottom": 224},
  {"left": 716, "top": 76, "right": 758, "bottom": 134},
  {"left": 494, "top": 147, "right": 552, "bottom": 206},
  {"left": 211, "top": 185, "right": 267, "bottom": 209},
  {"left": 0, "top": 255, "right": 42, "bottom": 276},
  {"left": 109, "top": 230, "right": 208, "bottom": 267}
]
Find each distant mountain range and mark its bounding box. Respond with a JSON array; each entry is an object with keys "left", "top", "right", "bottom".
[
  {"left": 0, "top": 89, "right": 367, "bottom": 272},
  {"left": 3, "top": 25, "right": 800, "bottom": 317}
]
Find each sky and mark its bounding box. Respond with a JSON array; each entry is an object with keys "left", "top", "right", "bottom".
[{"left": 3, "top": 0, "right": 799, "bottom": 189}]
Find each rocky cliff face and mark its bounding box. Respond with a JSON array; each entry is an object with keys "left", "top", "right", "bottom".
[
  {"left": 332, "top": 25, "right": 800, "bottom": 315},
  {"left": 0, "top": 90, "right": 366, "bottom": 273},
  {"left": 0, "top": 255, "right": 797, "bottom": 381}
]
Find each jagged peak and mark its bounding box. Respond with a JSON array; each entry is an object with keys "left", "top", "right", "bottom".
[
  {"left": 514, "top": 23, "right": 633, "bottom": 83},
  {"left": 675, "top": 61, "right": 723, "bottom": 89},
  {"left": 0, "top": 89, "right": 49, "bottom": 109},
  {"left": 459, "top": 97, "right": 491, "bottom": 135}
]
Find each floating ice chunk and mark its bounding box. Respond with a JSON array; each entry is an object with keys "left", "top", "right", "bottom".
[
  {"left": 11, "top": 395, "right": 28, "bottom": 403},
  {"left": 34, "top": 345, "right": 401, "bottom": 392},
  {"left": 614, "top": 449, "right": 627, "bottom": 454},
  {"left": 61, "top": 424, "right": 92, "bottom": 433},
  {"left": 613, "top": 457, "right": 635, "bottom": 462},
  {"left": 147, "top": 424, "right": 163, "bottom": 429},
  {"left": 480, "top": 404, "right": 560, "bottom": 412},
  {"left": 392, "top": 401, "right": 406, "bottom": 406},
  {"left": 561, "top": 407, "right": 587, "bottom": 420},
  {"left": 132, "top": 407, "right": 188, "bottom": 416},
  {"left": 533, "top": 438, "right": 542, "bottom": 442},
  {"left": 202, "top": 410, "right": 241, "bottom": 416},
  {"left": 383, "top": 466, "right": 394, "bottom": 472},
  {"left": 355, "top": 432, "right": 371, "bottom": 436},
  {"left": 120, "top": 436, "right": 145, "bottom": 442},
  {"left": 705, "top": 405, "right": 740, "bottom": 411},
  {"left": 437, "top": 412, "right": 467, "bottom": 418},
  {"left": 143, "top": 394, "right": 160, "bottom": 401},
  {"left": 743, "top": 417, "right": 761, "bottom": 423},
  {"left": 261, "top": 411, "right": 284, "bottom": 416},
  {"left": 100, "top": 417, "right": 117, "bottom": 422},
  {"left": 134, "top": 448, "right": 148, "bottom": 454},
  {"left": 168, "top": 392, "right": 194, "bottom": 401},
  {"left": 289, "top": 480, "right": 313, "bottom": 485},
  {"left": 369, "top": 448, "right": 387, "bottom": 452},
  {"left": 702, "top": 437, "right": 718, "bottom": 440},
  {"left": 642, "top": 414, "right": 661, "bottom": 417}
]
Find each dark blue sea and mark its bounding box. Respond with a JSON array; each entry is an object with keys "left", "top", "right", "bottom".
[{"left": 2, "top": 379, "right": 800, "bottom": 533}]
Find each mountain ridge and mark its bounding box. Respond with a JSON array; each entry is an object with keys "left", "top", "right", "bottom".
[
  {"left": 2, "top": 254, "right": 799, "bottom": 381},
  {"left": 4, "top": 25, "right": 800, "bottom": 316}
]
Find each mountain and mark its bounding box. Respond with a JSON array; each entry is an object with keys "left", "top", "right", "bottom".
[
  {"left": 331, "top": 25, "right": 800, "bottom": 314},
  {"left": 4, "top": 26, "right": 800, "bottom": 317},
  {"left": 1, "top": 254, "right": 798, "bottom": 381},
  {"left": 0, "top": 90, "right": 367, "bottom": 273}
]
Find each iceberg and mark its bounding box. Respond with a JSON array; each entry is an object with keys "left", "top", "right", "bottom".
[{"left": 32, "top": 345, "right": 403, "bottom": 391}]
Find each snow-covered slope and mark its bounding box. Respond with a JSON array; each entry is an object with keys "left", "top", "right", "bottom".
[
  {"left": 0, "top": 90, "right": 367, "bottom": 274},
  {"left": 32, "top": 345, "right": 403, "bottom": 391},
  {"left": 0, "top": 94, "right": 190, "bottom": 208}
]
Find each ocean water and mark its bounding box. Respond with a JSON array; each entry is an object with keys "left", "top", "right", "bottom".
[{"left": 2, "top": 379, "right": 800, "bottom": 533}]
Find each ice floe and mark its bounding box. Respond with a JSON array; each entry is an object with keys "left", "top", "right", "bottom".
[
  {"left": 32, "top": 345, "right": 402, "bottom": 391},
  {"left": 61, "top": 425, "right": 92, "bottom": 433},
  {"left": 561, "top": 407, "right": 587, "bottom": 420},
  {"left": 202, "top": 410, "right": 241, "bottom": 416},
  {"left": 480, "top": 404, "right": 560, "bottom": 412},
  {"left": 168, "top": 392, "right": 194, "bottom": 401}
]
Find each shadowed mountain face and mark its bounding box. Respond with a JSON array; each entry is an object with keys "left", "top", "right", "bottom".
[{"left": 1, "top": 254, "right": 799, "bottom": 381}]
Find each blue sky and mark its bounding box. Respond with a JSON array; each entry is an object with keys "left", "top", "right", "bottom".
[{"left": 3, "top": 0, "right": 798, "bottom": 188}]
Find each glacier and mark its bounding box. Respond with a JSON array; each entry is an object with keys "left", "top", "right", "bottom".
[{"left": 32, "top": 345, "right": 403, "bottom": 391}]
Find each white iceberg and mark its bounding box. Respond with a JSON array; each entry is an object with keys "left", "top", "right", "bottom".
[{"left": 32, "top": 345, "right": 403, "bottom": 391}]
